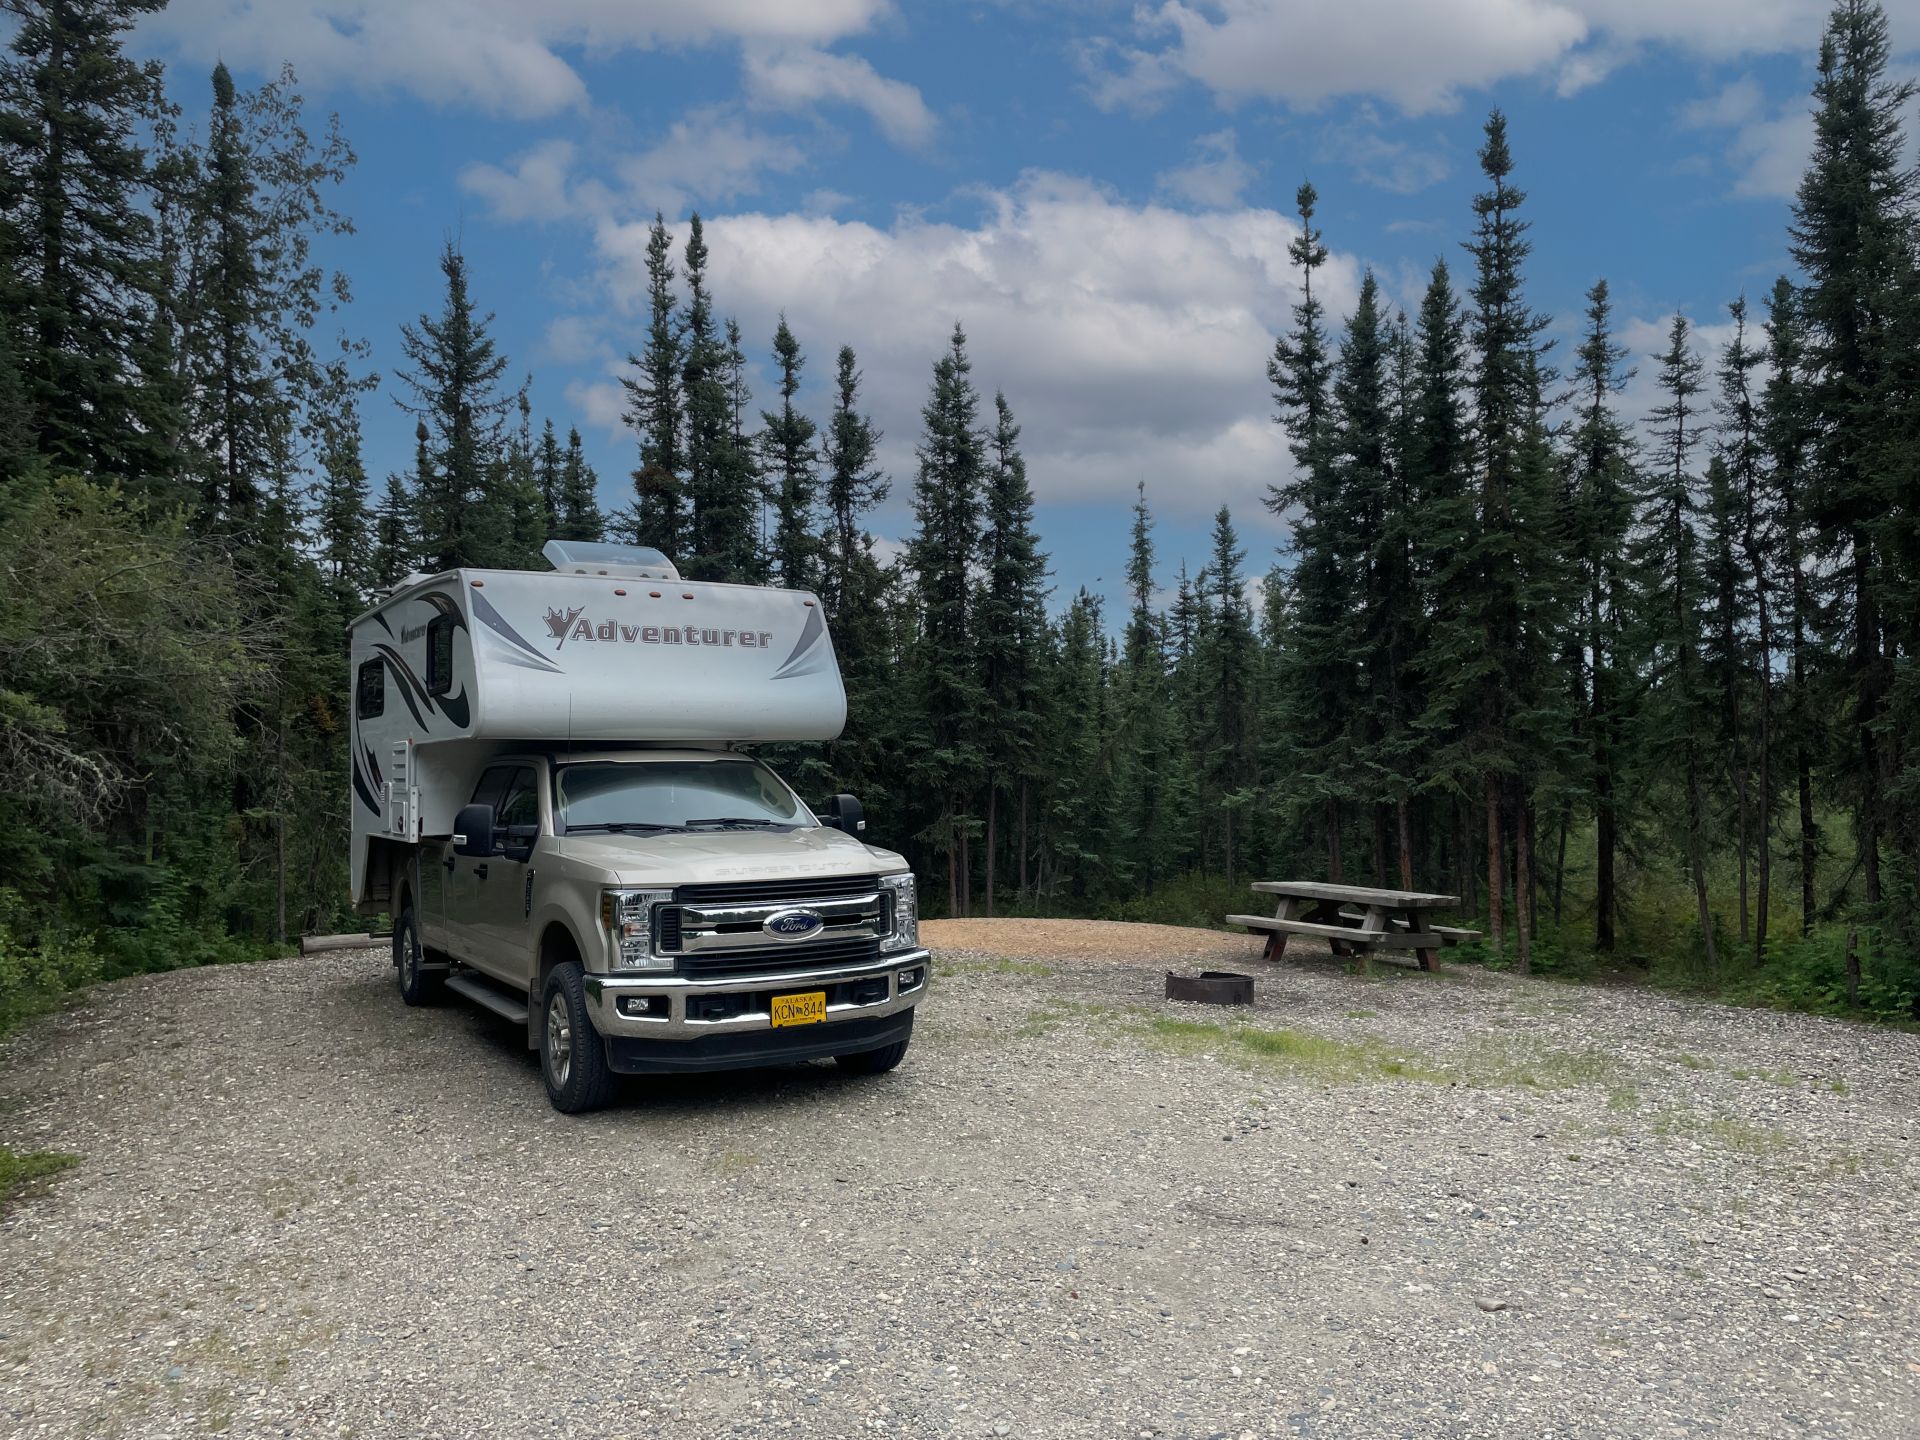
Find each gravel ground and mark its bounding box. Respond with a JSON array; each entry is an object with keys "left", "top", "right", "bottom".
[{"left": 1, "top": 920, "right": 1917, "bottom": 1440}]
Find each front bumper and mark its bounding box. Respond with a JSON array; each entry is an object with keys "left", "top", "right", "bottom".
[{"left": 582, "top": 947, "right": 929, "bottom": 1045}]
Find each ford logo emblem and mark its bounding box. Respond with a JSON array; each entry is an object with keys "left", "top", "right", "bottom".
[{"left": 764, "top": 908, "right": 825, "bottom": 942}]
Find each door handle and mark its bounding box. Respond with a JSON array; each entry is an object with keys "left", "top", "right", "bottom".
[
  {"left": 443, "top": 856, "right": 455, "bottom": 873},
  {"left": 473, "top": 863, "right": 489, "bottom": 880}
]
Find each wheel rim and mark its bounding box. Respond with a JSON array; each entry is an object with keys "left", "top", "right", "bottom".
[
  {"left": 546, "top": 993, "right": 573, "bottom": 1088},
  {"left": 399, "top": 923, "right": 418, "bottom": 988}
]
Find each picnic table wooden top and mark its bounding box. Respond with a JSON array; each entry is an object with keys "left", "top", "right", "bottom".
[{"left": 1250, "top": 880, "right": 1460, "bottom": 908}]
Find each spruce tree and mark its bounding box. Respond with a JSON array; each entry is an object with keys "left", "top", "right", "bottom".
[
  {"left": 1636, "top": 313, "right": 1718, "bottom": 976},
  {"left": 1267, "top": 181, "right": 1354, "bottom": 879},
  {"left": 1715, "top": 296, "right": 1774, "bottom": 954},
  {"left": 1427, "top": 110, "right": 1564, "bottom": 968},
  {"left": 622, "top": 213, "right": 685, "bottom": 557},
  {"left": 395, "top": 241, "right": 516, "bottom": 572},
  {"left": 535, "top": 418, "right": 564, "bottom": 536},
  {"left": 371, "top": 474, "right": 414, "bottom": 589},
  {"left": 1565, "top": 279, "right": 1638, "bottom": 950},
  {"left": 0, "top": 0, "right": 170, "bottom": 482},
  {"left": 1194, "top": 506, "right": 1259, "bottom": 879},
  {"left": 1789, "top": 0, "right": 1912, "bottom": 912},
  {"left": 558, "top": 426, "right": 604, "bottom": 541},
  {"left": 761, "top": 316, "right": 820, "bottom": 591},
  {"left": 976, "top": 390, "right": 1049, "bottom": 912},
  {"left": 906, "top": 323, "right": 987, "bottom": 912},
  {"left": 316, "top": 384, "right": 371, "bottom": 600}
]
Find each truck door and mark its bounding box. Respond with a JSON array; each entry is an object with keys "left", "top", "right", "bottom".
[
  {"left": 467, "top": 765, "right": 539, "bottom": 988},
  {"left": 437, "top": 765, "right": 514, "bottom": 961}
]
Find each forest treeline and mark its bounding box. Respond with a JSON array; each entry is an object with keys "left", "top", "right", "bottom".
[{"left": 1, "top": 0, "right": 1916, "bottom": 1024}]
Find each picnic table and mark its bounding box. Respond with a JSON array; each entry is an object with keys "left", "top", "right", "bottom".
[{"left": 1227, "top": 881, "right": 1480, "bottom": 972}]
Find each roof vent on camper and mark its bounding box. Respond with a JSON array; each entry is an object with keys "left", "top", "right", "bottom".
[{"left": 542, "top": 539, "right": 681, "bottom": 581}]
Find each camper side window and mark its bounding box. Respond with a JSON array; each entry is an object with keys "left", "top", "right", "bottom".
[
  {"left": 356, "top": 660, "right": 384, "bottom": 719},
  {"left": 426, "top": 615, "right": 456, "bottom": 697}
]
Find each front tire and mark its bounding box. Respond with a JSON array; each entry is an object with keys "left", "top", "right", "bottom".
[
  {"left": 835, "top": 1012, "right": 914, "bottom": 1075},
  {"left": 394, "top": 902, "right": 443, "bottom": 1007},
  {"left": 541, "top": 961, "right": 616, "bottom": 1113}
]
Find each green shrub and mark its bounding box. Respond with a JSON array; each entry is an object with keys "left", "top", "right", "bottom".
[{"left": 0, "top": 888, "right": 103, "bottom": 1034}]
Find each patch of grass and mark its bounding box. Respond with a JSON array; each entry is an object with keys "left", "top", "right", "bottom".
[
  {"left": 1139, "top": 1015, "right": 1444, "bottom": 1084},
  {"left": 1459, "top": 1043, "right": 1625, "bottom": 1091},
  {"left": 707, "top": 1149, "right": 758, "bottom": 1178},
  {"left": 1704, "top": 1117, "right": 1792, "bottom": 1158},
  {"left": 0, "top": 1145, "right": 78, "bottom": 1208},
  {"left": 1606, "top": 1086, "right": 1641, "bottom": 1112},
  {"left": 1342, "top": 1009, "right": 1379, "bottom": 1020},
  {"left": 1829, "top": 1077, "right": 1850, "bottom": 1096},
  {"left": 1673, "top": 1053, "right": 1711, "bottom": 1071},
  {"left": 939, "top": 957, "right": 1056, "bottom": 979}
]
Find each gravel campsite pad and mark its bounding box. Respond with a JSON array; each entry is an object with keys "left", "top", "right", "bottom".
[{"left": 2, "top": 921, "right": 1918, "bottom": 1440}]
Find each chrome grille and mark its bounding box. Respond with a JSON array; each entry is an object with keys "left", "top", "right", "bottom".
[
  {"left": 673, "top": 873, "right": 881, "bottom": 906},
  {"left": 676, "top": 936, "right": 882, "bottom": 978}
]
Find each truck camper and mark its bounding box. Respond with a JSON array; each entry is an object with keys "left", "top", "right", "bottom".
[{"left": 348, "top": 540, "right": 925, "bottom": 1111}]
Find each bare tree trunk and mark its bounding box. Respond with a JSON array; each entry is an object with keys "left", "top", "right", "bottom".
[
  {"left": 1845, "top": 928, "right": 1861, "bottom": 1009},
  {"left": 1551, "top": 796, "right": 1570, "bottom": 927},
  {"left": 1018, "top": 782, "right": 1030, "bottom": 897},
  {"left": 959, "top": 826, "right": 971, "bottom": 918},
  {"left": 1395, "top": 797, "right": 1413, "bottom": 891},
  {"left": 984, "top": 788, "right": 997, "bottom": 918},
  {"left": 1686, "top": 748, "right": 1718, "bottom": 978},
  {"left": 1485, "top": 777, "right": 1504, "bottom": 956},
  {"left": 1372, "top": 805, "right": 1389, "bottom": 887},
  {"left": 1514, "top": 792, "right": 1533, "bottom": 975},
  {"left": 947, "top": 825, "right": 958, "bottom": 917},
  {"left": 1457, "top": 796, "right": 1478, "bottom": 915},
  {"left": 1326, "top": 799, "right": 1344, "bottom": 884}
]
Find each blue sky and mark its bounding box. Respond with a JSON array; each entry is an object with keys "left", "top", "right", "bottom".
[{"left": 132, "top": 0, "right": 1918, "bottom": 615}]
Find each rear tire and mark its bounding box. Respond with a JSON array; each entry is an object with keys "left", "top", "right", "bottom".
[
  {"left": 835, "top": 1012, "right": 914, "bottom": 1075},
  {"left": 541, "top": 961, "right": 616, "bottom": 1113},
  {"left": 394, "top": 901, "right": 443, "bottom": 1006}
]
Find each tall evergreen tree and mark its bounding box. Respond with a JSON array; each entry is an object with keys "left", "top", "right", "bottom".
[
  {"left": 1761, "top": 278, "right": 1825, "bottom": 938},
  {"left": 976, "top": 390, "right": 1049, "bottom": 913},
  {"left": 534, "top": 417, "right": 563, "bottom": 536},
  {"left": 1636, "top": 313, "right": 1718, "bottom": 976},
  {"left": 906, "top": 323, "right": 987, "bottom": 912},
  {"left": 395, "top": 242, "right": 516, "bottom": 572},
  {"left": 761, "top": 315, "right": 819, "bottom": 592},
  {"left": 1194, "top": 506, "right": 1259, "bottom": 878},
  {"left": 1565, "top": 278, "right": 1638, "bottom": 950},
  {"left": 557, "top": 425, "right": 603, "bottom": 542},
  {"left": 623, "top": 213, "right": 685, "bottom": 558},
  {"left": 0, "top": 0, "right": 170, "bottom": 482},
  {"left": 1789, "top": 0, "right": 1913, "bottom": 913},
  {"left": 1267, "top": 181, "right": 1354, "bottom": 879}
]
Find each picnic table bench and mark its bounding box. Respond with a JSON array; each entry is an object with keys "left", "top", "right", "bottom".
[{"left": 1227, "top": 881, "right": 1481, "bottom": 972}]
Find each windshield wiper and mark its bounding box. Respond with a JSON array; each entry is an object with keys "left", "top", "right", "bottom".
[
  {"left": 564, "top": 821, "right": 683, "bottom": 834},
  {"left": 683, "top": 816, "right": 785, "bottom": 829}
]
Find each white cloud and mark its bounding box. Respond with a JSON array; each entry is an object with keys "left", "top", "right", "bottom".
[
  {"left": 1086, "top": 1, "right": 1920, "bottom": 115},
  {"left": 459, "top": 113, "right": 809, "bottom": 222},
  {"left": 1157, "top": 129, "right": 1257, "bottom": 208},
  {"left": 1316, "top": 109, "right": 1450, "bottom": 193},
  {"left": 742, "top": 45, "right": 937, "bottom": 147},
  {"left": 460, "top": 140, "right": 583, "bottom": 224},
  {"left": 586, "top": 173, "right": 1361, "bottom": 524},
  {"left": 1091, "top": 0, "right": 1590, "bottom": 115},
  {"left": 615, "top": 111, "right": 809, "bottom": 216},
  {"left": 1680, "top": 76, "right": 1814, "bottom": 199},
  {"left": 139, "top": 0, "right": 894, "bottom": 118}
]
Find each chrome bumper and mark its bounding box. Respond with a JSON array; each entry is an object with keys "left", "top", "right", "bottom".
[{"left": 581, "top": 949, "right": 930, "bottom": 1039}]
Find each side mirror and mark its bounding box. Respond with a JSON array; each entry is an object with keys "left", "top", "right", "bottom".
[
  {"left": 453, "top": 802, "right": 495, "bottom": 857},
  {"left": 822, "top": 794, "right": 866, "bottom": 835}
]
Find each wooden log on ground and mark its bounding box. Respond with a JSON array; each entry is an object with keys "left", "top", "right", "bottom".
[{"left": 299, "top": 932, "right": 391, "bottom": 955}]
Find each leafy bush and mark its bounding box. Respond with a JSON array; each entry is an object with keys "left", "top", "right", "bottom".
[{"left": 0, "top": 889, "right": 103, "bottom": 1034}]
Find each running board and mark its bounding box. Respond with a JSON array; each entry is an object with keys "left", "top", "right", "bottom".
[{"left": 445, "top": 972, "right": 531, "bottom": 1025}]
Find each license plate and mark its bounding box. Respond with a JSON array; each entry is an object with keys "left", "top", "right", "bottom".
[{"left": 771, "top": 990, "right": 827, "bottom": 1027}]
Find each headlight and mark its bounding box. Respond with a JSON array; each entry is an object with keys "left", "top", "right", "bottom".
[
  {"left": 879, "top": 872, "right": 918, "bottom": 953},
  {"left": 601, "top": 888, "right": 674, "bottom": 971}
]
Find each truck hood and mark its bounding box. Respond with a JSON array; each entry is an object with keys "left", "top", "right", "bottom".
[{"left": 545, "top": 824, "right": 908, "bottom": 888}]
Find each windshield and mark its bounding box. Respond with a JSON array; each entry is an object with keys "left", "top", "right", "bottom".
[{"left": 554, "top": 759, "right": 808, "bottom": 834}]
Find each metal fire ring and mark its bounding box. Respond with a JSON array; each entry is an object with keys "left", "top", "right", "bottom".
[{"left": 1165, "top": 970, "right": 1254, "bottom": 1006}]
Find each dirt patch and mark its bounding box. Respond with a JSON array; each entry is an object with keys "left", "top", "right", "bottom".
[{"left": 922, "top": 916, "right": 1258, "bottom": 966}]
